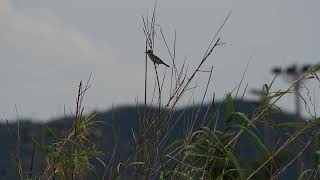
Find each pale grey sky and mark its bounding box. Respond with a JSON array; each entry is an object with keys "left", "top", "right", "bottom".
[{"left": 1, "top": 0, "right": 319, "bottom": 121}]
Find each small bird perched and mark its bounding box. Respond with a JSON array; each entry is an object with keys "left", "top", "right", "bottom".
[{"left": 145, "top": 50, "right": 170, "bottom": 67}]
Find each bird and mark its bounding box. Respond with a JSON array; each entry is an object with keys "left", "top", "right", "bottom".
[{"left": 145, "top": 50, "right": 170, "bottom": 67}]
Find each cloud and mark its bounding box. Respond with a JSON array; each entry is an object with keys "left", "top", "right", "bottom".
[
  {"left": 0, "top": 0, "right": 124, "bottom": 120},
  {"left": 1, "top": 0, "right": 319, "bottom": 120}
]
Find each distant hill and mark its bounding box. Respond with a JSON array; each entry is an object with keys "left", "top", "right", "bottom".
[{"left": 0, "top": 100, "right": 305, "bottom": 179}]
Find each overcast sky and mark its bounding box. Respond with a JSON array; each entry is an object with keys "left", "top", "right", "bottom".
[{"left": 0, "top": 0, "right": 319, "bottom": 121}]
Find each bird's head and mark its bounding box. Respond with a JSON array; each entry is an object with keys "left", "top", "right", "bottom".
[{"left": 145, "top": 49, "right": 153, "bottom": 54}]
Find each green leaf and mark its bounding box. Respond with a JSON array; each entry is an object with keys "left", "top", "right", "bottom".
[
  {"left": 225, "top": 93, "right": 234, "bottom": 124},
  {"left": 44, "top": 124, "right": 59, "bottom": 140},
  {"left": 263, "top": 84, "right": 269, "bottom": 94},
  {"left": 235, "top": 124, "right": 271, "bottom": 157},
  {"left": 298, "top": 169, "right": 314, "bottom": 180},
  {"left": 160, "top": 171, "right": 165, "bottom": 180},
  {"left": 233, "top": 112, "right": 250, "bottom": 125},
  {"left": 275, "top": 122, "right": 305, "bottom": 128},
  {"left": 227, "top": 150, "right": 246, "bottom": 180}
]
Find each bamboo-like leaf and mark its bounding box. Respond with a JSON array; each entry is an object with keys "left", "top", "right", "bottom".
[
  {"left": 226, "top": 93, "right": 234, "bottom": 124},
  {"left": 297, "top": 169, "right": 314, "bottom": 180},
  {"left": 234, "top": 124, "right": 271, "bottom": 157}
]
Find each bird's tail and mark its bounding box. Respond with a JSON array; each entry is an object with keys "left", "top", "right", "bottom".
[{"left": 162, "top": 62, "right": 170, "bottom": 67}]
